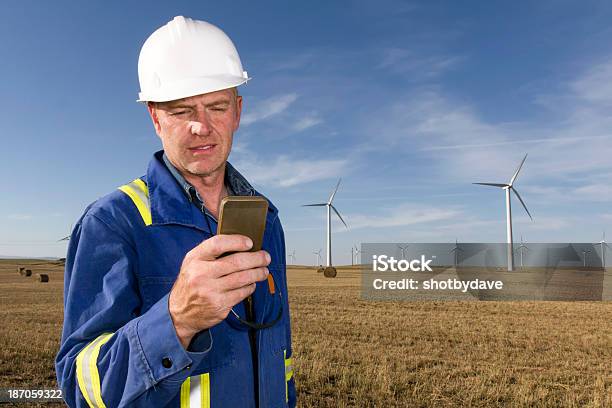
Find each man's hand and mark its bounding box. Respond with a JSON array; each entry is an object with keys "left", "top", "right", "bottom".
[{"left": 168, "top": 234, "right": 271, "bottom": 349}]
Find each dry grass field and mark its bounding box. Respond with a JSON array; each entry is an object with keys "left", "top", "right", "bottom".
[
  {"left": 0, "top": 260, "right": 64, "bottom": 408},
  {"left": 0, "top": 260, "right": 610, "bottom": 407}
]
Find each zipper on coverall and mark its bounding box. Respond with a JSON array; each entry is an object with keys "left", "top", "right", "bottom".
[{"left": 203, "top": 208, "right": 259, "bottom": 407}]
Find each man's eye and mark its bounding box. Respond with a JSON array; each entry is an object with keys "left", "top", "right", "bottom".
[
  {"left": 169, "top": 110, "right": 188, "bottom": 116},
  {"left": 211, "top": 107, "right": 227, "bottom": 112}
]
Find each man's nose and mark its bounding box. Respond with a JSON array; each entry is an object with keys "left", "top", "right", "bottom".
[{"left": 189, "top": 110, "right": 212, "bottom": 136}]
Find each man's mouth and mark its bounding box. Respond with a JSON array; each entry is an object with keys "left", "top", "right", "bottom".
[{"left": 189, "top": 144, "right": 216, "bottom": 154}]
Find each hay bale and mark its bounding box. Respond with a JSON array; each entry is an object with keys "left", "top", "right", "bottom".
[
  {"left": 17, "top": 266, "right": 25, "bottom": 275},
  {"left": 37, "top": 273, "right": 49, "bottom": 283},
  {"left": 323, "top": 266, "right": 337, "bottom": 278},
  {"left": 24, "top": 269, "right": 32, "bottom": 277}
]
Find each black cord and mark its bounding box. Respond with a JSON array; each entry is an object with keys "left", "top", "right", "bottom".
[{"left": 230, "top": 278, "right": 284, "bottom": 330}]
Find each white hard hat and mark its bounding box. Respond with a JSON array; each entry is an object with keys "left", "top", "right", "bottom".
[{"left": 137, "top": 16, "right": 250, "bottom": 102}]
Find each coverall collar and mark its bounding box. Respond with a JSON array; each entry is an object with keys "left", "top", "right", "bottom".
[
  {"left": 146, "top": 150, "right": 277, "bottom": 230},
  {"left": 161, "top": 152, "right": 257, "bottom": 206}
]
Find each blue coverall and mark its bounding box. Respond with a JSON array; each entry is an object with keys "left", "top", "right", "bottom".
[{"left": 55, "top": 151, "right": 296, "bottom": 407}]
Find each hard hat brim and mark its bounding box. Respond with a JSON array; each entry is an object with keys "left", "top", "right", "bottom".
[{"left": 137, "top": 74, "right": 251, "bottom": 103}]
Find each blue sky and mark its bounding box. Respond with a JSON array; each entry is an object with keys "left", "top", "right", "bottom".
[{"left": 2, "top": 1, "right": 612, "bottom": 263}]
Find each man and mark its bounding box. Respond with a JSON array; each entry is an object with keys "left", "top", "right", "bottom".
[{"left": 55, "top": 16, "right": 295, "bottom": 407}]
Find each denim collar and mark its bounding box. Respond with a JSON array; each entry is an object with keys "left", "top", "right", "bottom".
[
  {"left": 145, "top": 151, "right": 277, "bottom": 230},
  {"left": 162, "top": 152, "right": 255, "bottom": 211}
]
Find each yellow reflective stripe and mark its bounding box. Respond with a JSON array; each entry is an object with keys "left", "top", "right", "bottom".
[
  {"left": 76, "top": 344, "right": 95, "bottom": 408},
  {"left": 284, "top": 351, "right": 294, "bottom": 381},
  {"left": 118, "top": 179, "right": 152, "bottom": 226},
  {"left": 89, "top": 334, "right": 114, "bottom": 407},
  {"left": 200, "top": 373, "right": 210, "bottom": 408},
  {"left": 132, "top": 178, "right": 148, "bottom": 196},
  {"left": 284, "top": 350, "right": 293, "bottom": 403},
  {"left": 76, "top": 333, "right": 114, "bottom": 408},
  {"left": 180, "top": 376, "right": 190, "bottom": 408},
  {"left": 180, "top": 373, "right": 210, "bottom": 408},
  {"left": 285, "top": 358, "right": 294, "bottom": 381},
  {"left": 190, "top": 375, "right": 201, "bottom": 407}
]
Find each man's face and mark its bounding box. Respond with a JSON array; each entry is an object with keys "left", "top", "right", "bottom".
[{"left": 147, "top": 88, "right": 242, "bottom": 179}]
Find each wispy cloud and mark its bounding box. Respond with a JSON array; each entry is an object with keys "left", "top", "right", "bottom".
[
  {"left": 421, "top": 134, "right": 612, "bottom": 151},
  {"left": 241, "top": 93, "right": 298, "bottom": 126},
  {"left": 268, "top": 51, "right": 318, "bottom": 72},
  {"left": 292, "top": 115, "right": 322, "bottom": 132},
  {"left": 514, "top": 215, "right": 570, "bottom": 231},
  {"left": 233, "top": 155, "right": 349, "bottom": 187},
  {"left": 570, "top": 58, "right": 612, "bottom": 106},
  {"left": 377, "top": 48, "right": 463, "bottom": 78},
  {"left": 572, "top": 183, "right": 612, "bottom": 202},
  {"left": 7, "top": 214, "right": 33, "bottom": 221},
  {"left": 359, "top": 54, "right": 612, "bottom": 186},
  {"left": 345, "top": 204, "right": 461, "bottom": 229}
]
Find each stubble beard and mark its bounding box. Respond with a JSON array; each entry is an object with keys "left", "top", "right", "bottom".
[{"left": 186, "top": 160, "right": 226, "bottom": 178}]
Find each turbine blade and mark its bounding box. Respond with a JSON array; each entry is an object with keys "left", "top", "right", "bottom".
[
  {"left": 512, "top": 188, "right": 533, "bottom": 221},
  {"left": 58, "top": 235, "right": 70, "bottom": 241},
  {"left": 509, "top": 153, "right": 528, "bottom": 186},
  {"left": 328, "top": 178, "right": 342, "bottom": 204},
  {"left": 302, "top": 203, "right": 327, "bottom": 207},
  {"left": 473, "top": 183, "right": 508, "bottom": 188},
  {"left": 331, "top": 204, "right": 348, "bottom": 228}
]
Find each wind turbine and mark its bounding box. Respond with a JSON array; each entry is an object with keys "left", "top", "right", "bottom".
[
  {"left": 449, "top": 239, "right": 463, "bottom": 268},
  {"left": 582, "top": 249, "right": 591, "bottom": 268},
  {"left": 594, "top": 232, "right": 608, "bottom": 269},
  {"left": 353, "top": 245, "right": 361, "bottom": 265},
  {"left": 58, "top": 224, "right": 73, "bottom": 241},
  {"left": 515, "top": 235, "right": 529, "bottom": 269},
  {"left": 398, "top": 244, "right": 409, "bottom": 259},
  {"left": 287, "top": 249, "right": 296, "bottom": 264},
  {"left": 313, "top": 249, "right": 322, "bottom": 266},
  {"left": 474, "top": 153, "right": 533, "bottom": 271},
  {"left": 303, "top": 179, "right": 348, "bottom": 275}
]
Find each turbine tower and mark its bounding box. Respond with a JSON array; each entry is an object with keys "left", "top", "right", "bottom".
[
  {"left": 594, "top": 232, "right": 608, "bottom": 269},
  {"left": 449, "top": 239, "right": 463, "bottom": 267},
  {"left": 582, "top": 249, "right": 591, "bottom": 268},
  {"left": 516, "top": 235, "right": 529, "bottom": 269},
  {"left": 398, "top": 244, "right": 409, "bottom": 259},
  {"left": 287, "top": 249, "right": 296, "bottom": 264},
  {"left": 303, "top": 179, "right": 348, "bottom": 269},
  {"left": 474, "top": 153, "right": 533, "bottom": 271},
  {"left": 353, "top": 245, "right": 361, "bottom": 265}
]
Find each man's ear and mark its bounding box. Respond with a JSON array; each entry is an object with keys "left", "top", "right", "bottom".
[
  {"left": 146, "top": 102, "right": 162, "bottom": 136},
  {"left": 234, "top": 95, "right": 243, "bottom": 131}
]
